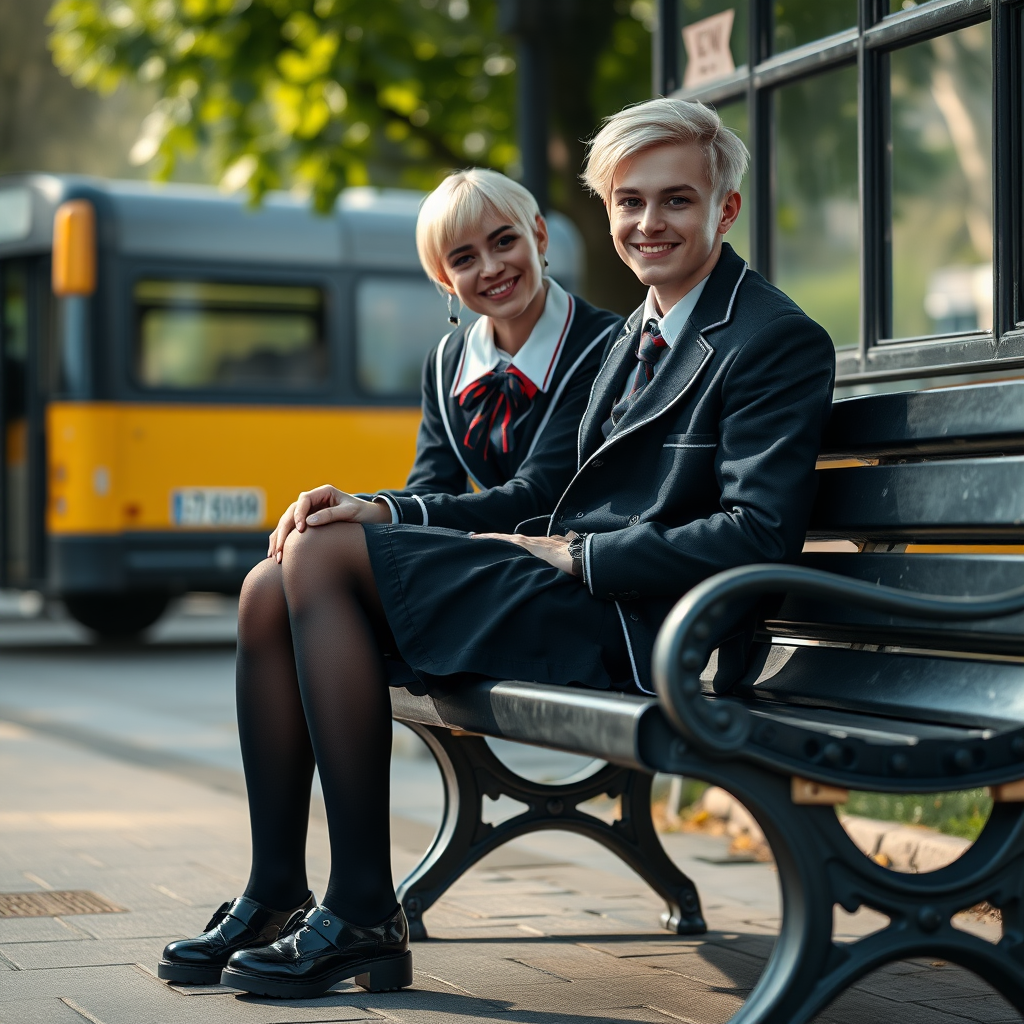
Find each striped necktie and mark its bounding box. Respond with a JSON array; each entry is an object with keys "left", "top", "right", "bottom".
[{"left": 608, "top": 319, "right": 668, "bottom": 429}]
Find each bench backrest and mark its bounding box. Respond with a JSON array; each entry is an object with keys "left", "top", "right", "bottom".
[{"left": 752, "top": 379, "right": 1024, "bottom": 730}]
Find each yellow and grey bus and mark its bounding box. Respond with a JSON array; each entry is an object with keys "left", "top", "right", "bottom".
[{"left": 0, "top": 176, "right": 583, "bottom": 636}]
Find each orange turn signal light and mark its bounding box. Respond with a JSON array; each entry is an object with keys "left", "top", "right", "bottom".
[{"left": 52, "top": 200, "right": 96, "bottom": 296}]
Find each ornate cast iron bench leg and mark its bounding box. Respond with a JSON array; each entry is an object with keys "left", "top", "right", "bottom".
[
  {"left": 669, "top": 758, "right": 1024, "bottom": 1024},
  {"left": 395, "top": 722, "right": 706, "bottom": 940}
]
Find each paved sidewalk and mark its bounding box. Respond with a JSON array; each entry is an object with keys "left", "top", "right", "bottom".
[{"left": 0, "top": 715, "right": 1018, "bottom": 1024}]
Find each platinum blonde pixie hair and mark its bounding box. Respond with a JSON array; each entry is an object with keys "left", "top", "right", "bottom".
[
  {"left": 416, "top": 167, "right": 541, "bottom": 287},
  {"left": 582, "top": 97, "right": 749, "bottom": 203}
]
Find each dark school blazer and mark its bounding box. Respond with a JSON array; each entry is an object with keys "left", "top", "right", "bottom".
[
  {"left": 375, "top": 294, "right": 622, "bottom": 534},
  {"left": 544, "top": 243, "right": 836, "bottom": 692}
]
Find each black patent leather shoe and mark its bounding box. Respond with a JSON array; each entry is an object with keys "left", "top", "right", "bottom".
[
  {"left": 158, "top": 892, "right": 316, "bottom": 984},
  {"left": 221, "top": 902, "right": 412, "bottom": 998}
]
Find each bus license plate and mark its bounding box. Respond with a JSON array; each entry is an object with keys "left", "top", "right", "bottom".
[{"left": 172, "top": 488, "right": 265, "bottom": 528}]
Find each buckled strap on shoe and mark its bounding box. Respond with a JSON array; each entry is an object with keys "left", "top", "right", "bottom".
[
  {"left": 303, "top": 906, "right": 358, "bottom": 950},
  {"left": 202, "top": 900, "right": 233, "bottom": 932},
  {"left": 223, "top": 896, "right": 267, "bottom": 930}
]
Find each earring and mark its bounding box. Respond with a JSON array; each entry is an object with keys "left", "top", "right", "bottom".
[
  {"left": 447, "top": 293, "right": 460, "bottom": 326},
  {"left": 543, "top": 256, "right": 549, "bottom": 267}
]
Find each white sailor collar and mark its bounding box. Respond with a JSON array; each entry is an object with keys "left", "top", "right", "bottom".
[
  {"left": 450, "top": 278, "right": 574, "bottom": 397},
  {"left": 640, "top": 273, "right": 710, "bottom": 348}
]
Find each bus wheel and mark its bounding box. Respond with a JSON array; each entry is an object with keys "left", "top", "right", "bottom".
[{"left": 63, "top": 593, "right": 170, "bottom": 639}]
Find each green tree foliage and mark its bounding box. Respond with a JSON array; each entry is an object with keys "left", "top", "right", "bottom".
[{"left": 47, "top": 0, "right": 654, "bottom": 310}]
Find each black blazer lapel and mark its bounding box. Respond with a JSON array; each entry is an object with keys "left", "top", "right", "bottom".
[
  {"left": 600, "top": 244, "right": 748, "bottom": 443},
  {"left": 602, "top": 322, "right": 712, "bottom": 441},
  {"left": 577, "top": 305, "right": 644, "bottom": 462}
]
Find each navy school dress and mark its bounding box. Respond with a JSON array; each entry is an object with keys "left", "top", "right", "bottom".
[
  {"left": 365, "top": 245, "right": 835, "bottom": 697},
  {"left": 362, "top": 279, "right": 630, "bottom": 693},
  {"left": 369, "top": 279, "right": 620, "bottom": 534}
]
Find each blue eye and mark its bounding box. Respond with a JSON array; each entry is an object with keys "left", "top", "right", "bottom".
[{"left": 497, "top": 234, "right": 516, "bottom": 247}]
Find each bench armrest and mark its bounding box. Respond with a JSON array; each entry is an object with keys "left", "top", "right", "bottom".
[{"left": 652, "top": 563, "right": 1024, "bottom": 757}]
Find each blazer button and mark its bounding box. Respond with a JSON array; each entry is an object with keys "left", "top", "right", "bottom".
[
  {"left": 628, "top": 514, "right": 640, "bottom": 525},
  {"left": 576, "top": 511, "right": 584, "bottom": 519},
  {"left": 591, "top": 459, "right": 604, "bottom": 468},
  {"left": 630, "top": 612, "right": 639, "bottom": 621}
]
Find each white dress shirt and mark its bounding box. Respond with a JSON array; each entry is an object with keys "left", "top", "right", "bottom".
[{"left": 450, "top": 278, "right": 573, "bottom": 397}]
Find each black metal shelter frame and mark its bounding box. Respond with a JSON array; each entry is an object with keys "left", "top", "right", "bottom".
[{"left": 652, "top": 0, "right": 1024, "bottom": 387}]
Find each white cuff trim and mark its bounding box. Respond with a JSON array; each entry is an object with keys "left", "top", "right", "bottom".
[
  {"left": 412, "top": 494, "right": 429, "bottom": 526},
  {"left": 375, "top": 494, "right": 400, "bottom": 525}
]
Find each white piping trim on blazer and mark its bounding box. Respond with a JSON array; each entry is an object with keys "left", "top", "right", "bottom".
[
  {"left": 578, "top": 309, "right": 641, "bottom": 470},
  {"left": 412, "top": 494, "right": 429, "bottom": 526},
  {"left": 614, "top": 601, "right": 648, "bottom": 693},
  {"left": 554, "top": 261, "right": 747, "bottom": 537},
  {"left": 524, "top": 320, "right": 616, "bottom": 463},
  {"left": 435, "top": 331, "right": 485, "bottom": 492},
  {"left": 702, "top": 263, "right": 747, "bottom": 333}
]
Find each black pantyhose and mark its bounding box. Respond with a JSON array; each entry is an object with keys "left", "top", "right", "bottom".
[{"left": 236, "top": 524, "right": 397, "bottom": 925}]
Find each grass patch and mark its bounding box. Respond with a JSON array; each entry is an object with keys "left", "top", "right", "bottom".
[{"left": 841, "top": 789, "right": 992, "bottom": 841}]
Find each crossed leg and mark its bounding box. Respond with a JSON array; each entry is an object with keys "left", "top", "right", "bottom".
[{"left": 236, "top": 522, "right": 398, "bottom": 925}]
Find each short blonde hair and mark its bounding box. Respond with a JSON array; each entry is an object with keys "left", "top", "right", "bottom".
[
  {"left": 582, "top": 97, "right": 749, "bottom": 203},
  {"left": 416, "top": 168, "right": 541, "bottom": 287}
]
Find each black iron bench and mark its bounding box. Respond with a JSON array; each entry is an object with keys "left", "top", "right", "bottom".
[{"left": 390, "top": 378, "right": 1024, "bottom": 1024}]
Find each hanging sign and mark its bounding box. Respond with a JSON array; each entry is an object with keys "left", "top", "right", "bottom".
[{"left": 682, "top": 10, "right": 736, "bottom": 89}]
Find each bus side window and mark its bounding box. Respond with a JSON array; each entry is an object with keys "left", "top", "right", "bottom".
[
  {"left": 355, "top": 275, "right": 475, "bottom": 398},
  {"left": 134, "top": 280, "right": 328, "bottom": 391}
]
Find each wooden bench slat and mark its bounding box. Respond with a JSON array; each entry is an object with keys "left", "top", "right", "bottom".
[
  {"left": 809, "top": 456, "right": 1024, "bottom": 540},
  {"left": 822, "top": 380, "right": 1024, "bottom": 457}
]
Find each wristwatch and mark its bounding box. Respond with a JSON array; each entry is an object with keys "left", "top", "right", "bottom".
[{"left": 567, "top": 532, "right": 587, "bottom": 581}]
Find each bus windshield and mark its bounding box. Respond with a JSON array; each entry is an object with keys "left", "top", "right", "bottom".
[{"left": 134, "top": 280, "right": 327, "bottom": 391}]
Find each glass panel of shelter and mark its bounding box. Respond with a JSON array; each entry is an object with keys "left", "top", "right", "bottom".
[
  {"left": 716, "top": 101, "right": 750, "bottom": 264},
  {"left": 671, "top": 0, "right": 1005, "bottom": 370},
  {"left": 677, "top": 0, "right": 749, "bottom": 91},
  {"left": 772, "top": 1, "right": 857, "bottom": 54},
  {"left": 889, "top": 20, "right": 993, "bottom": 340},
  {"left": 774, "top": 64, "right": 860, "bottom": 352}
]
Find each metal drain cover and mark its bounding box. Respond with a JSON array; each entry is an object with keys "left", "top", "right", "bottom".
[{"left": 0, "top": 890, "right": 125, "bottom": 918}]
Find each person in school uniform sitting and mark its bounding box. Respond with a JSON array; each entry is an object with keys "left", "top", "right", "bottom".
[
  {"left": 159, "top": 98, "right": 836, "bottom": 1001},
  {"left": 272, "top": 167, "right": 621, "bottom": 541},
  {"left": 157, "top": 167, "right": 619, "bottom": 989}
]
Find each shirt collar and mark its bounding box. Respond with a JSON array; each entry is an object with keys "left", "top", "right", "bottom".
[
  {"left": 640, "top": 274, "right": 711, "bottom": 348},
  {"left": 450, "top": 278, "right": 574, "bottom": 397}
]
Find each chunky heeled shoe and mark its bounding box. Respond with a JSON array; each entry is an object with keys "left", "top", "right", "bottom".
[
  {"left": 158, "top": 892, "right": 316, "bottom": 984},
  {"left": 221, "top": 902, "right": 412, "bottom": 998}
]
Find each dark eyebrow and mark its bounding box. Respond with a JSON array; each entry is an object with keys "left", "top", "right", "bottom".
[
  {"left": 661, "top": 184, "right": 698, "bottom": 194},
  {"left": 447, "top": 225, "right": 515, "bottom": 260}
]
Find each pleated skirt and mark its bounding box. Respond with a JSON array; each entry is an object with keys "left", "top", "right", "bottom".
[{"left": 363, "top": 524, "right": 633, "bottom": 694}]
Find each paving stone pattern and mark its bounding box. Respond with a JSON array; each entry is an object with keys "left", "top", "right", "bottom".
[{"left": 0, "top": 716, "right": 1019, "bottom": 1023}]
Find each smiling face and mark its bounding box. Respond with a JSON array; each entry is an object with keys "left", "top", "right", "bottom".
[
  {"left": 443, "top": 214, "right": 549, "bottom": 324},
  {"left": 608, "top": 142, "right": 741, "bottom": 312}
]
